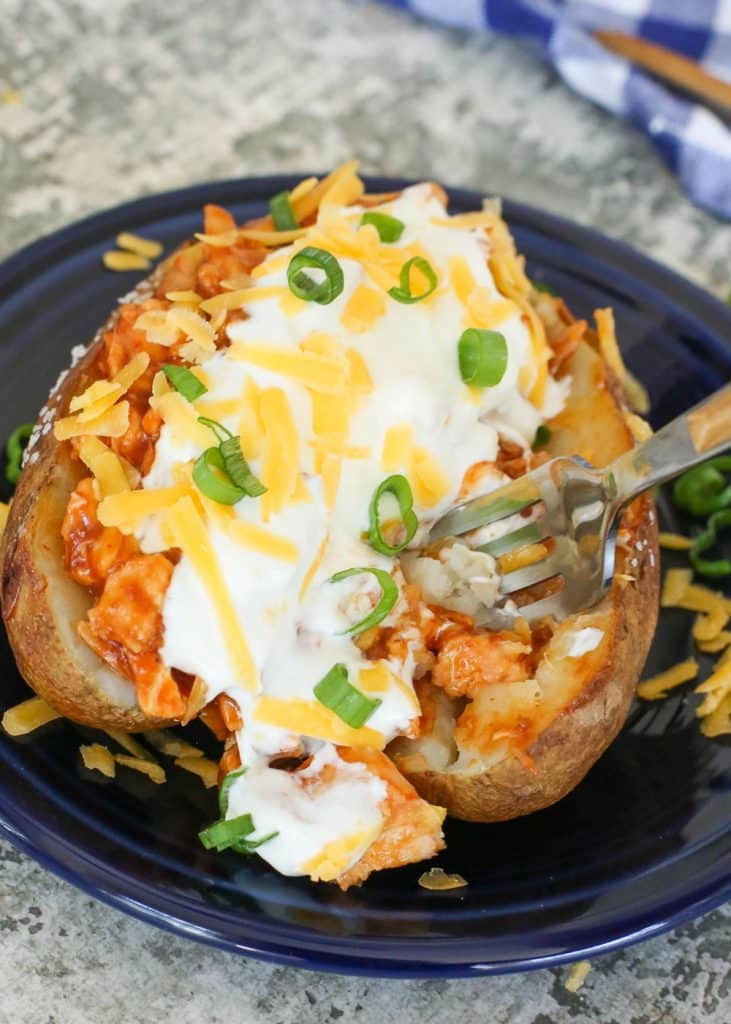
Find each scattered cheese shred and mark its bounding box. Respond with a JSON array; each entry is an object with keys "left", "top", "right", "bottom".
[
  {"left": 0, "top": 501, "right": 9, "bottom": 536},
  {"left": 174, "top": 755, "right": 218, "bottom": 788},
  {"left": 565, "top": 961, "right": 592, "bottom": 993},
  {"left": 259, "top": 388, "right": 300, "bottom": 520},
  {"left": 143, "top": 730, "right": 204, "bottom": 758},
  {"left": 637, "top": 658, "right": 699, "bottom": 700},
  {"left": 695, "top": 655, "right": 731, "bottom": 718},
  {"left": 658, "top": 532, "right": 693, "bottom": 551},
  {"left": 299, "top": 534, "right": 329, "bottom": 600},
  {"left": 229, "top": 342, "right": 348, "bottom": 394},
  {"left": 80, "top": 743, "right": 117, "bottom": 778},
  {"left": 418, "top": 867, "right": 468, "bottom": 891},
  {"left": 304, "top": 825, "right": 381, "bottom": 882},
  {"left": 254, "top": 696, "right": 385, "bottom": 749},
  {"left": 201, "top": 497, "right": 299, "bottom": 562},
  {"left": 595, "top": 307, "right": 626, "bottom": 383},
  {"left": 116, "top": 232, "right": 163, "bottom": 260},
  {"left": 166, "top": 307, "right": 217, "bottom": 351},
  {"left": 54, "top": 400, "right": 130, "bottom": 441},
  {"left": 162, "top": 496, "right": 258, "bottom": 691},
  {"left": 2, "top": 697, "right": 61, "bottom": 736},
  {"left": 381, "top": 424, "right": 414, "bottom": 472},
  {"left": 98, "top": 483, "right": 189, "bottom": 528},
  {"left": 697, "top": 631, "right": 731, "bottom": 654},
  {"left": 661, "top": 568, "right": 694, "bottom": 607},
  {"left": 103, "top": 251, "right": 150, "bottom": 272},
  {"left": 410, "top": 447, "right": 450, "bottom": 507},
  {"left": 114, "top": 754, "right": 166, "bottom": 784},
  {"left": 291, "top": 161, "right": 361, "bottom": 223},
  {"left": 151, "top": 391, "right": 213, "bottom": 449},
  {"left": 340, "top": 284, "right": 386, "bottom": 333},
  {"left": 165, "top": 290, "right": 202, "bottom": 305},
  {"left": 104, "top": 729, "right": 150, "bottom": 758}
]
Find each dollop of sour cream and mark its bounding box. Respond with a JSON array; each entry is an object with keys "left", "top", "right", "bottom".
[{"left": 138, "top": 184, "right": 567, "bottom": 878}]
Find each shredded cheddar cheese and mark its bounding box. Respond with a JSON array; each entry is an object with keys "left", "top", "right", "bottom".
[{"left": 637, "top": 659, "right": 699, "bottom": 700}]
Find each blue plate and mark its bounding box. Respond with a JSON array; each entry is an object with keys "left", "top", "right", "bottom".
[{"left": 0, "top": 176, "right": 728, "bottom": 978}]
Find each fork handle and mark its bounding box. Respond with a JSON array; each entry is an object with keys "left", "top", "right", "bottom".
[{"left": 609, "top": 382, "right": 731, "bottom": 506}]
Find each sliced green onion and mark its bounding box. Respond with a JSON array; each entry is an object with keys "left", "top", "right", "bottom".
[
  {"left": 231, "top": 830, "right": 279, "bottom": 854},
  {"left": 163, "top": 364, "right": 207, "bottom": 402},
  {"left": 218, "top": 766, "right": 247, "bottom": 818},
  {"left": 458, "top": 329, "right": 508, "bottom": 387},
  {"left": 193, "top": 446, "right": 245, "bottom": 505},
  {"left": 220, "top": 435, "right": 267, "bottom": 497},
  {"left": 329, "top": 567, "right": 399, "bottom": 635},
  {"left": 388, "top": 256, "right": 438, "bottom": 304},
  {"left": 199, "top": 813, "right": 255, "bottom": 851},
  {"left": 689, "top": 509, "right": 731, "bottom": 578},
  {"left": 673, "top": 458, "right": 731, "bottom": 517},
  {"left": 532, "top": 425, "right": 552, "bottom": 450},
  {"left": 360, "top": 211, "right": 405, "bottom": 243},
  {"left": 368, "top": 474, "right": 418, "bottom": 556},
  {"left": 287, "top": 247, "right": 344, "bottom": 304},
  {"left": 313, "top": 663, "right": 381, "bottom": 729},
  {"left": 199, "top": 810, "right": 278, "bottom": 854},
  {"left": 5, "top": 423, "right": 33, "bottom": 485},
  {"left": 197, "top": 415, "right": 233, "bottom": 445},
  {"left": 269, "top": 190, "right": 298, "bottom": 231},
  {"left": 533, "top": 281, "right": 555, "bottom": 295}
]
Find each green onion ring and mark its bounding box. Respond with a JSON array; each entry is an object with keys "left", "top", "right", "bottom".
[
  {"left": 360, "top": 211, "right": 405, "bottom": 243},
  {"left": 458, "top": 328, "right": 508, "bottom": 387},
  {"left": 329, "top": 567, "right": 399, "bottom": 635},
  {"left": 313, "top": 663, "right": 382, "bottom": 729},
  {"left": 287, "top": 247, "right": 344, "bottom": 304},
  {"left": 388, "top": 256, "right": 438, "bottom": 304},
  {"left": 163, "top": 364, "right": 207, "bottom": 403},
  {"left": 198, "top": 813, "right": 255, "bottom": 851},
  {"left": 5, "top": 423, "right": 33, "bottom": 485},
  {"left": 269, "top": 190, "right": 299, "bottom": 231},
  {"left": 689, "top": 509, "right": 731, "bottom": 578},
  {"left": 197, "top": 415, "right": 233, "bottom": 445},
  {"left": 193, "top": 446, "right": 245, "bottom": 505},
  {"left": 673, "top": 458, "right": 731, "bottom": 517},
  {"left": 220, "top": 435, "right": 267, "bottom": 497},
  {"left": 368, "top": 474, "right": 418, "bottom": 555}
]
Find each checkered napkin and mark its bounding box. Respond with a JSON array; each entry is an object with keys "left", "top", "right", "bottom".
[{"left": 382, "top": 1, "right": 731, "bottom": 219}]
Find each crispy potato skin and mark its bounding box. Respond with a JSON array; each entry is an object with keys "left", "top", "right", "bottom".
[
  {"left": 0, "top": 293, "right": 175, "bottom": 732},
  {"left": 401, "top": 495, "right": 658, "bottom": 821}
]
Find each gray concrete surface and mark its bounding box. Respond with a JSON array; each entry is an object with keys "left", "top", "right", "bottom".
[{"left": 0, "top": 0, "right": 729, "bottom": 1020}]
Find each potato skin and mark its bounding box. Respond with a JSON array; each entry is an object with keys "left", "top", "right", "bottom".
[
  {"left": 396, "top": 339, "right": 661, "bottom": 822},
  {"left": 401, "top": 494, "right": 659, "bottom": 821},
  {"left": 0, "top": 293, "right": 175, "bottom": 732}
]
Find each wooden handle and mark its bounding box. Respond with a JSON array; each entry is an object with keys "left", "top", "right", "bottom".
[
  {"left": 688, "top": 387, "right": 731, "bottom": 453},
  {"left": 594, "top": 30, "right": 731, "bottom": 115}
]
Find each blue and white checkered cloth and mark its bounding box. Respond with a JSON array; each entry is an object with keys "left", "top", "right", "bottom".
[{"left": 382, "top": 1, "right": 731, "bottom": 219}]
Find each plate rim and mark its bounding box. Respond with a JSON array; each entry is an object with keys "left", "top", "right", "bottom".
[{"left": 0, "top": 173, "right": 729, "bottom": 978}]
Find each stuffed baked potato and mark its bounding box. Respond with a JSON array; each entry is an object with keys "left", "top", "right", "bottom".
[{"left": 0, "top": 164, "right": 659, "bottom": 885}]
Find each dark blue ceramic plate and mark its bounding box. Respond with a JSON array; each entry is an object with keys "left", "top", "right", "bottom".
[{"left": 0, "top": 177, "right": 728, "bottom": 978}]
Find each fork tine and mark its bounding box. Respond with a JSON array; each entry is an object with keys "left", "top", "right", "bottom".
[
  {"left": 499, "top": 550, "right": 563, "bottom": 594},
  {"left": 429, "top": 472, "right": 544, "bottom": 541},
  {"left": 512, "top": 590, "right": 568, "bottom": 623},
  {"left": 477, "top": 518, "right": 551, "bottom": 558}
]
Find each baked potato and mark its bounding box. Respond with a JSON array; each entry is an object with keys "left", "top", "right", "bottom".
[{"left": 0, "top": 164, "right": 659, "bottom": 885}]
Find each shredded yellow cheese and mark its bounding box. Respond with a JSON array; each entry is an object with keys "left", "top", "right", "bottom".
[
  {"left": 228, "top": 342, "right": 348, "bottom": 394},
  {"left": 174, "top": 755, "right": 218, "bottom": 788},
  {"left": 163, "top": 496, "right": 258, "bottom": 691},
  {"left": 114, "top": 754, "right": 166, "bottom": 784},
  {"left": 116, "top": 232, "right": 163, "bottom": 260},
  {"left": 658, "top": 532, "right": 693, "bottom": 551},
  {"left": 259, "top": 388, "right": 300, "bottom": 520},
  {"left": 637, "top": 658, "right": 699, "bottom": 700},
  {"left": 303, "top": 825, "right": 381, "bottom": 882},
  {"left": 254, "top": 696, "right": 385, "bottom": 749},
  {"left": 340, "top": 284, "right": 386, "bottom": 333},
  {"left": 2, "top": 697, "right": 61, "bottom": 736},
  {"left": 54, "top": 400, "right": 130, "bottom": 441},
  {"left": 98, "top": 484, "right": 189, "bottom": 528},
  {"left": 80, "top": 743, "right": 117, "bottom": 778},
  {"left": 103, "top": 251, "right": 150, "bottom": 272}
]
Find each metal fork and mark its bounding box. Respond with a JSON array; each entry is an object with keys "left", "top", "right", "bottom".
[{"left": 428, "top": 383, "right": 731, "bottom": 622}]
